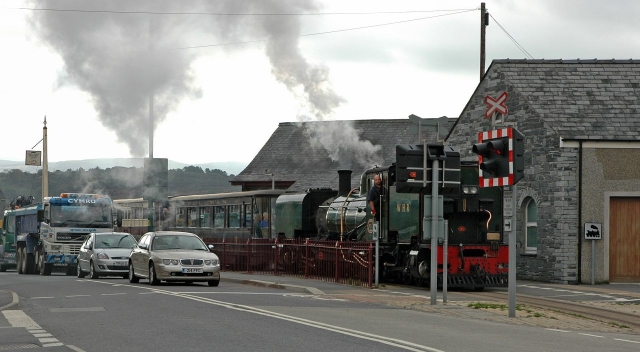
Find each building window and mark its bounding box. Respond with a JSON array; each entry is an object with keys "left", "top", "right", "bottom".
[{"left": 523, "top": 197, "right": 538, "bottom": 253}]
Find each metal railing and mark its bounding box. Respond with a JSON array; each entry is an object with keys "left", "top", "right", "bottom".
[{"left": 203, "top": 238, "right": 374, "bottom": 288}]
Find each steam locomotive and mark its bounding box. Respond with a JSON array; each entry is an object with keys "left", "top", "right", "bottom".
[{"left": 114, "top": 160, "right": 508, "bottom": 289}]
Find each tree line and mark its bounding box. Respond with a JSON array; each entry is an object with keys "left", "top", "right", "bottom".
[{"left": 0, "top": 166, "right": 240, "bottom": 207}]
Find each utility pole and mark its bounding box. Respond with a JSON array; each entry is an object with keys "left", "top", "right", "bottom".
[
  {"left": 480, "top": 2, "right": 488, "bottom": 80},
  {"left": 42, "top": 116, "right": 48, "bottom": 199}
]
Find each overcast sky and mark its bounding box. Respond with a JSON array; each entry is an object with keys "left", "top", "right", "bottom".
[{"left": 1, "top": 0, "right": 638, "bottom": 165}]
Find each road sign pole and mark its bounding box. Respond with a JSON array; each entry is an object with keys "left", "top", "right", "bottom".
[
  {"left": 591, "top": 239, "right": 595, "bottom": 285},
  {"left": 430, "top": 158, "right": 439, "bottom": 305},
  {"left": 443, "top": 219, "right": 448, "bottom": 304},
  {"left": 508, "top": 184, "right": 517, "bottom": 318}
]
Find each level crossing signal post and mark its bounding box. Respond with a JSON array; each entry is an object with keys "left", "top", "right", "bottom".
[{"left": 472, "top": 126, "right": 525, "bottom": 318}]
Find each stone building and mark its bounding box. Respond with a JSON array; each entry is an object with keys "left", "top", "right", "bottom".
[
  {"left": 447, "top": 59, "right": 640, "bottom": 284},
  {"left": 233, "top": 59, "right": 640, "bottom": 284}
]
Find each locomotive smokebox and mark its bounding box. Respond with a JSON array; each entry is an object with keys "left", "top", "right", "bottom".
[{"left": 338, "top": 170, "right": 352, "bottom": 196}]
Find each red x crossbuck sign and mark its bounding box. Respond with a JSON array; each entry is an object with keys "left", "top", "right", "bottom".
[{"left": 484, "top": 91, "right": 508, "bottom": 119}]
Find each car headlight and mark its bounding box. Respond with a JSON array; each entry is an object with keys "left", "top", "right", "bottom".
[
  {"left": 205, "top": 259, "right": 219, "bottom": 266},
  {"left": 162, "top": 259, "right": 179, "bottom": 265},
  {"left": 97, "top": 253, "right": 109, "bottom": 259}
]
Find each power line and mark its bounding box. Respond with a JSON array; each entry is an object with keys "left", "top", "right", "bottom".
[
  {"left": 173, "top": 9, "right": 477, "bottom": 50},
  {"left": 8, "top": 6, "right": 477, "bottom": 17},
  {"left": 489, "top": 13, "right": 534, "bottom": 59}
]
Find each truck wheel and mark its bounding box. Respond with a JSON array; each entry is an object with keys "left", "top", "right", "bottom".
[
  {"left": 35, "top": 249, "right": 52, "bottom": 276},
  {"left": 0, "top": 265, "right": 5, "bottom": 272},
  {"left": 37, "top": 250, "right": 47, "bottom": 276},
  {"left": 25, "top": 253, "right": 35, "bottom": 275},
  {"left": 16, "top": 248, "right": 24, "bottom": 274}
]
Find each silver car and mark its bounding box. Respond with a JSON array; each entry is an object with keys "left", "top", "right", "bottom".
[
  {"left": 128, "top": 231, "right": 221, "bottom": 286},
  {"left": 77, "top": 232, "right": 138, "bottom": 279}
]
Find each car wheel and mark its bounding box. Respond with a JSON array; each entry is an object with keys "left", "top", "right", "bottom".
[
  {"left": 89, "top": 261, "right": 100, "bottom": 279},
  {"left": 208, "top": 279, "right": 220, "bottom": 287},
  {"left": 77, "top": 261, "right": 86, "bottom": 278},
  {"left": 128, "top": 262, "right": 139, "bottom": 283},
  {"left": 148, "top": 263, "right": 160, "bottom": 285}
]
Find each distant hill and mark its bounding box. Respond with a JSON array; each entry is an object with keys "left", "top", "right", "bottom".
[{"left": 0, "top": 158, "right": 248, "bottom": 176}]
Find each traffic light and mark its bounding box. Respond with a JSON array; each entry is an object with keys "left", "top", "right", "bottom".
[
  {"left": 473, "top": 137, "right": 509, "bottom": 177},
  {"left": 472, "top": 127, "right": 525, "bottom": 187}
]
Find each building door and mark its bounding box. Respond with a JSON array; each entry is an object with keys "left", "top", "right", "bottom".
[{"left": 609, "top": 197, "right": 640, "bottom": 282}]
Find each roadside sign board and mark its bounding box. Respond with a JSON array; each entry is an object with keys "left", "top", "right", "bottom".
[
  {"left": 584, "top": 222, "right": 602, "bottom": 240},
  {"left": 25, "top": 150, "right": 41, "bottom": 166}
]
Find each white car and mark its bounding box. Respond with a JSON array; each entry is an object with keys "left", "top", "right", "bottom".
[
  {"left": 128, "top": 231, "right": 221, "bottom": 286},
  {"left": 77, "top": 232, "right": 138, "bottom": 279}
]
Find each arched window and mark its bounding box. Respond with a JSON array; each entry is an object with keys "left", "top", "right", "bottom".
[{"left": 523, "top": 197, "right": 538, "bottom": 253}]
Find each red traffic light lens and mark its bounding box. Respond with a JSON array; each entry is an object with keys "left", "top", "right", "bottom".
[{"left": 409, "top": 171, "right": 417, "bottom": 178}]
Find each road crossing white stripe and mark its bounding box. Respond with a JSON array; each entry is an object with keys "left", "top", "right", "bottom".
[
  {"left": 2, "top": 310, "right": 64, "bottom": 347},
  {"left": 2, "top": 310, "right": 40, "bottom": 328}
]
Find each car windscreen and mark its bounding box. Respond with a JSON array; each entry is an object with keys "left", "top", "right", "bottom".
[
  {"left": 95, "top": 234, "right": 137, "bottom": 249},
  {"left": 152, "top": 235, "right": 207, "bottom": 251}
]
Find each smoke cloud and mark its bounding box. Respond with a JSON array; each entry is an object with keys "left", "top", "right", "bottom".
[
  {"left": 304, "top": 120, "right": 382, "bottom": 169},
  {"left": 27, "top": 0, "right": 347, "bottom": 157}
]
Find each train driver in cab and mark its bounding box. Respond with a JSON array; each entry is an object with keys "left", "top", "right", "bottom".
[{"left": 368, "top": 174, "right": 383, "bottom": 222}]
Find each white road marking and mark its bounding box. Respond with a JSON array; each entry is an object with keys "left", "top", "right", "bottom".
[
  {"left": 578, "top": 333, "right": 604, "bottom": 338},
  {"left": 2, "top": 310, "right": 40, "bottom": 328},
  {"left": 613, "top": 338, "right": 640, "bottom": 344},
  {"left": 2, "top": 311, "right": 64, "bottom": 347}
]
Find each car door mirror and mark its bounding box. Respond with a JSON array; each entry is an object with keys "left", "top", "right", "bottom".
[{"left": 208, "top": 244, "right": 214, "bottom": 251}]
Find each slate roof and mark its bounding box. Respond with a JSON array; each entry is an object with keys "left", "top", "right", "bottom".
[
  {"left": 232, "top": 119, "right": 454, "bottom": 192},
  {"left": 487, "top": 59, "right": 640, "bottom": 140}
]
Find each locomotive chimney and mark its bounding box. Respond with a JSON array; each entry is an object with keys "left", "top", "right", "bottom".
[{"left": 338, "top": 170, "right": 352, "bottom": 196}]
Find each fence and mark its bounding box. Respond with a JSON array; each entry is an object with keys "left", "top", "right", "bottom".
[{"left": 203, "top": 238, "right": 374, "bottom": 288}]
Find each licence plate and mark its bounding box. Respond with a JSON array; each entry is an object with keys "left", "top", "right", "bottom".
[
  {"left": 182, "top": 268, "right": 203, "bottom": 274},
  {"left": 113, "top": 261, "right": 127, "bottom": 266}
]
